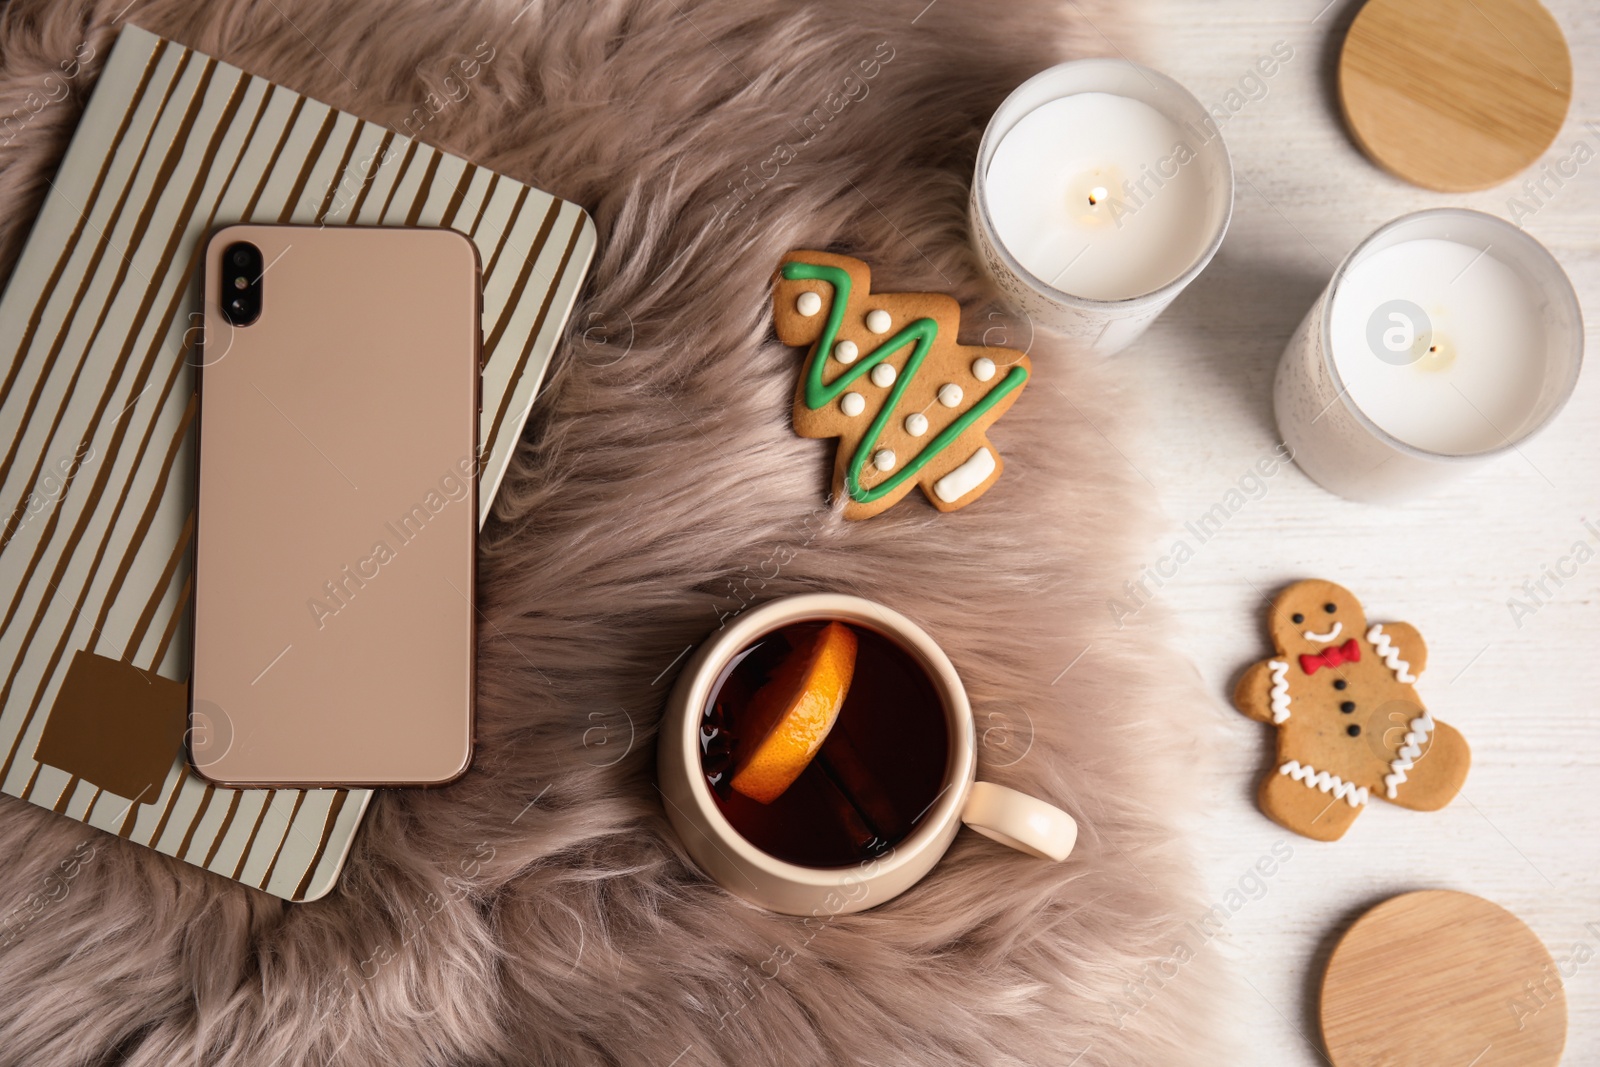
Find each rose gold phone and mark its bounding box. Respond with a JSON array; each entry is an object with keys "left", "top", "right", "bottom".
[{"left": 190, "top": 225, "right": 480, "bottom": 787}]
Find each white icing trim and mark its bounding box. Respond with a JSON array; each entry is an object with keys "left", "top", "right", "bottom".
[
  {"left": 834, "top": 339, "right": 859, "bottom": 364},
  {"left": 1280, "top": 760, "right": 1370, "bottom": 808},
  {"left": 870, "top": 363, "right": 896, "bottom": 388},
  {"left": 933, "top": 447, "right": 996, "bottom": 503},
  {"left": 971, "top": 357, "right": 996, "bottom": 382},
  {"left": 1302, "top": 621, "right": 1342, "bottom": 642},
  {"left": 1367, "top": 624, "right": 1416, "bottom": 683},
  {"left": 1267, "top": 660, "right": 1291, "bottom": 724},
  {"left": 1384, "top": 711, "right": 1435, "bottom": 798},
  {"left": 904, "top": 412, "right": 928, "bottom": 437},
  {"left": 937, "top": 383, "right": 963, "bottom": 407},
  {"left": 865, "top": 309, "right": 891, "bottom": 334},
  {"left": 840, "top": 392, "right": 865, "bottom": 417},
  {"left": 872, "top": 448, "right": 895, "bottom": 471},
  {"left": 796, "top": 291, "right": 822, "bottom": 316}
]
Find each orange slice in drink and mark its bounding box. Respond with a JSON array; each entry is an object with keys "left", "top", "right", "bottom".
[{"left": 730, "top": 622, "right": 858, "bottom": 803}]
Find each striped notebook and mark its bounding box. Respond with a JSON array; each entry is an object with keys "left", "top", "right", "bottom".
[{"left": 0, "top": 26, "right": 594, "bottom": 900}]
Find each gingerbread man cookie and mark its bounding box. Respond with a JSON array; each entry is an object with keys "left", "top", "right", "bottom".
[
  {"left": 1234, "top": 579, "right": 1470, "bottom": 842},
  {"left": 771, "top": 251, "right": 1031, "bottom": 519}
]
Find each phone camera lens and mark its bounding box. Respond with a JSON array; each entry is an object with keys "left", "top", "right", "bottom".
[{"left": 220, "top": 241, "right": 263, "bottom": 327}]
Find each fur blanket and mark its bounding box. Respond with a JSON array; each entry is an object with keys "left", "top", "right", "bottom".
[{"left": 0, "top": 0, "right": 1230, "bottom": 1063}]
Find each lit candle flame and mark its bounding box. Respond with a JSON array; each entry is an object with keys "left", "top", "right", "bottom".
[{"left": 1065, "top": 166, "right": 1125, "bottom": 228}]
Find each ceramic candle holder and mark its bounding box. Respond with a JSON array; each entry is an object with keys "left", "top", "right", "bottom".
[
  {"left": 970, "top": 58, "right": 1234, "bottom": 355},
  {"left": 1275, "top": 209, "right": 1583, "bottom": 503}
]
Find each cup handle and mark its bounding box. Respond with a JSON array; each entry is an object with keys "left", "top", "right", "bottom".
[{"left": 961, "top": 781, "right": 1078, "bottom": 861}]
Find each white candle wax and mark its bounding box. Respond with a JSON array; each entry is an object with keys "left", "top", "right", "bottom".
[
  {"left": 1329, "top": 239, "right": 1547, "bottom": 455},
  {"left": 1274, "top": 208, "right": 1582, "bottom": 503},
  {"left": 985, "top": 93, "right": 1216, "bottom": 301}
]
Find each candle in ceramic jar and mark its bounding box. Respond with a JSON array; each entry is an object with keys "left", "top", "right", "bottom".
[
  {"left": 985, "top": 93, "right": 1217, "bottom": 302},
  {"left": 969, "top": 60, "right": 1232, "bottom": 355},
  {"left": 1273, "top": 208, "right": 1583, "bottom": 503},
  {"left": 1328, "top": 239, "right": 1546, "bottom": 455}
]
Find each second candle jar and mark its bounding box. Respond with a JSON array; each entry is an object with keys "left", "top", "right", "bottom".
[{"left": 1274, "top": 208, "right": 1583, "bottom": 503}]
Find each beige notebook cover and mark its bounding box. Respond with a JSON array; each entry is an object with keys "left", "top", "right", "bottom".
[{"left": 0, "top": 25, "right": 594, "bottom": 900}]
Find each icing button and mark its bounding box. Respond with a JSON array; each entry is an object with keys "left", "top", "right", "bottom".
[
  {"left": 840, "top": 392, "right": 865, "bottom": 417},
  {"left": 834, "top": 339, "right": 859, "bottom": 364},
  {"left": 865, "top": 309, "right": 892, "bottom": 334},
  {"left": 1333, "top": 679, "right": 1347, "bottom": 690},
  {"left": 870, "top": 363, "right": 897, "bottom": 388},
  {"left": 971, "top": 357, "right": 996, "bottom": 382},
  {"left": 904, "top": 412, "right": 928, "bottom": 437},
  {"left": 796, "top": 291, "right": 822, "bottom": 316},
  {"left": 937, "top": 383, "right": 963, "bottom": 407},
  {"left": 1346, "top": 724, "right": 1361, "bottom": 737},
  {"left": 873, "top": 448, "right": 895, "bottom": 471},
  {"left": 1340, "top": 701, "right": 1356, "bottom": 713}
]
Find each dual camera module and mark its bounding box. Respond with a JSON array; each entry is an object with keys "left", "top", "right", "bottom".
[{"left": 221, "top": 241, "right": 263, "bottom": 327}]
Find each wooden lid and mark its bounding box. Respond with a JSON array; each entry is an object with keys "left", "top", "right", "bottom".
[
  {"left": 1338, "top": 0, "right": 1572, "bottom": 191},
  {"left": 1320, "top": 890, "right": 1567, "bottom": 1067}
]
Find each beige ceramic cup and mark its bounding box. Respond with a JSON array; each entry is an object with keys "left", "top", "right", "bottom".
[{"left": 658, "top": 593, "right": 1077, "bottom": 916}]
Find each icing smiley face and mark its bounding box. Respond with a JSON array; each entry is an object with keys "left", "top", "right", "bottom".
[
  {"left": 1301, "top": 616, "right": 1341, "bottom": 643},
  {"left": 1268, "top": 580, "right": 1369, "bottom": 664},
  {"left": 1234, "top": 578, "right": 1470, "bottom": 842}
]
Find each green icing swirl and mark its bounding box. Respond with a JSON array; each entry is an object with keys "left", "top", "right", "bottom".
[{"left": 781, "top": 260, "right": 1029, "bottom": 504}]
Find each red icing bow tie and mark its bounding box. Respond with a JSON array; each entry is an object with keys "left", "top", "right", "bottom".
[{"left": 1300, "top": 638, "right": 1360, "bottom": 675}]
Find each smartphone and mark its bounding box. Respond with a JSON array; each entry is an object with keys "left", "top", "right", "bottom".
[{"left": 190, "top": 225, "right": 480, "bottom": 787}]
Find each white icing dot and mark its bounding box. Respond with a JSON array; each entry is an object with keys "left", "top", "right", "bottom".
[
  {"left": 840, "top": 392, "right": 865, "bottom": 417},
  {"left": 937, "top": 383, "right": 964, "bottom": 407},
  {"left": 796, "top": 291, "right": 822, "bottom": 316},
  {"left": 865, "top": 309, "right": 892, "bottom": 334},
  {"left": 873, "top": 449, "right": 896, "bottom": 471},
  {"left": 904, "top": 412, "right": 929, "bottom": 437},
  {"left": 871, "top": 363, "right": 897, "bottom": 388},
  {"left": 834, "top": 339, "right": 859, "bottom": 364},
  {"left": 971, "top": 357, "right": 996, "bottom": 382}
]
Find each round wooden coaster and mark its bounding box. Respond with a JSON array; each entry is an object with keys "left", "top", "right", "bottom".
[
  {"left": 1321, "top": 890, "right": 1566, "bottom": 1067},
  {"left": 1338, "top": 0, "right": 1572, "bottom": 192}
]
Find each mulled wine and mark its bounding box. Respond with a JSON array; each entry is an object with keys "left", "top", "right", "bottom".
[{"left": 700, "top": 620, "right": 949, "bottom": 868}]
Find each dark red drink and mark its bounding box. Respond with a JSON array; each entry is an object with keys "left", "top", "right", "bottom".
[{"left": 699, "top": 621, "right": 949, "bottom": 868}]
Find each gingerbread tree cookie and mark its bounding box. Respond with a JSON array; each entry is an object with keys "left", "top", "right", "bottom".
[
  {"left": 1233, "top": 579, "right": 1470, "bottom": 842},
  {"left": 771, "top": 251, "right": 1031, "bottom": 519}
]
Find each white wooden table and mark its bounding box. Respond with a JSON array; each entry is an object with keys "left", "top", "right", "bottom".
[{"left": 1102, "top": 1, "right": 1600, "bottom": 1061}]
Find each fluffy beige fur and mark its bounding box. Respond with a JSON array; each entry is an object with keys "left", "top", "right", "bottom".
[{"left": 0, "top": 0, "right": 1232, "bottom": 1063}]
